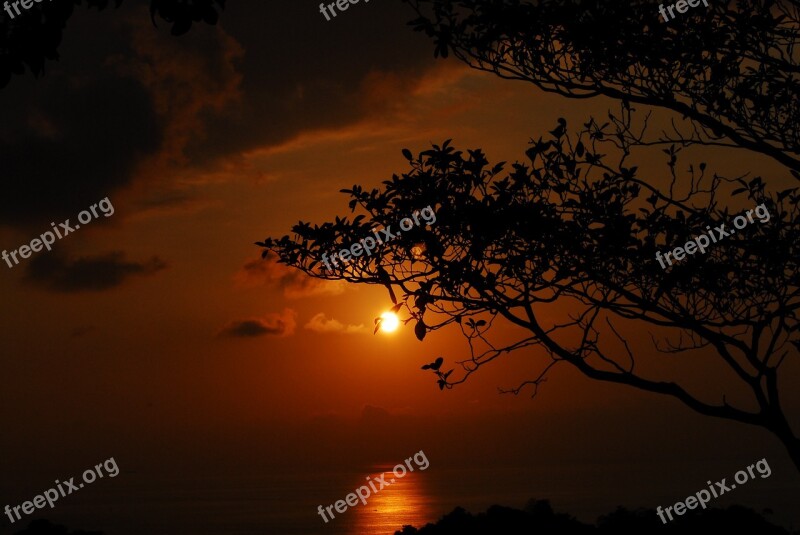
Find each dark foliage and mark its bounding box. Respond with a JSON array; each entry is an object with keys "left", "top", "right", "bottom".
[
  {"left": 0, "top": 0, "right": 225, "bottom": 88},
  {"left": 404, "top": 0, "right": 800, "bottom": 175},
  {"left": 13, "top": 519, "right": 103, "bottom": 535},
  {"left": 395, "top": 499, "right": 798, "bottom": 534},
  {"left": 260, "top": 0, "right": 800, "bottom": 471},
  {"left": 262, "top": 119, "right": 800, "bottom": 470}
]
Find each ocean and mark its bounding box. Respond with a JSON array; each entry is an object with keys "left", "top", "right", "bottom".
[{"left": 6, "top": 461, "right": 797, "bottom": 534}]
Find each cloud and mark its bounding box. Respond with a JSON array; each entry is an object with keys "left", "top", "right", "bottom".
[
  {"left": 69, "top": 326, "right": 94, "bottom": 338},
  {"left": 0, "top": 10, "right": 161, "bottom": 228},
  {"left": 219, "top": 308, "right": 297, "bottom": 338},
  {"left": 304, "top": 313, "right": 366, "bottom": 334},
  {"left": 0, "top": 2, "right": 459, "bottom": 231},
  {"left": 24, "top": 250, "right": 167, "bottom": 293},
  {"left": 0, "top": 7, "right": 245, "bottom": 229},
  {"left": 178, "top": 2, "right": 443, "bottom": 164},
  {"left": 236, "top": 252, "right": 347, "bottom": 299},
  {"left": 0, "top": 72, "right": 161, "bottom": 228},
  {"left": 117, "top": 16, "right": 244, "bottom": 169}
]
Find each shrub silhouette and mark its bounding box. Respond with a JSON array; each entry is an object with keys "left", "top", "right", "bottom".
[{"left": 394, "top": 500, "right": 798, "bottom": 534}]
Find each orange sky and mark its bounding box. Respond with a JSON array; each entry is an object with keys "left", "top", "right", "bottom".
[{"left": 0, "top": 2, "right": 798, "bottom": 533}]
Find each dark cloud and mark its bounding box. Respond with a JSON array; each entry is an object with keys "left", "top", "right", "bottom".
[
  {"left": 69, "top": 326, "right": 95, "bottom": 338},
  {"left": 218, "top": 308, "right": 296, "bottom": 338},
  {"left": 0, "top": 5, "right": 163, "bottom": 228},
  {"left": 0, "top": 4, "right": 242, "bottom": 228},
  {"left": 0, "top": 76, "right": 161, "bottom": 227},
  {"left": 0, "top": 1, "right": 438, "bottom": 228},
  {"left": 24, "top": 250, "right": 167, "bottom": 292},
  {"left": 236, "top": 252, "right": 346, "bottom": 298},
  {"left": 183, "top": 1, "right": 438, "bottom": 163}
]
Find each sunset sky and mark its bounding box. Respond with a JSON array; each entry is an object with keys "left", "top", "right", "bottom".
[{"left": 1, "top": 2, "right": 798, "bottom": 534}]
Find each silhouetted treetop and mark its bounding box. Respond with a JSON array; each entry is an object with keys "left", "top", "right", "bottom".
[
  {"left": 13, "top": 518, "right": 104, "bottom": 535},
  {"left": 404, "top": 0, "right": 800, "bottom": 174},
  {"left": 261, "top": 113, "right": 800, "bottom": 470},
  {"left": 395, "top": 500, "right": 798, "bottom": 534}
]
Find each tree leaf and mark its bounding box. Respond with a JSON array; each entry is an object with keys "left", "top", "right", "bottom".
[{"left": 415, "top": 320, "right": 427, "bottom": 341}]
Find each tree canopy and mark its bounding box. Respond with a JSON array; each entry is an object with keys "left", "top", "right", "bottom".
[
  {"left": 404, "top": 0, "right": 800, "bottom": 174},
  {"left": 260, "top": 0, "right": 800, "bottom": 471},
  {"left": 261, "top": 115, "right": 800, "bottom": 470}
]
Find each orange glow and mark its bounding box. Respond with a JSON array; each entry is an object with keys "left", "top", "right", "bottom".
[
  {"left": 379, "top": 312, "right": 400, "bottom": 333},
  {"left": 351, "top": 466, "right": 435, "bottom": 534}
]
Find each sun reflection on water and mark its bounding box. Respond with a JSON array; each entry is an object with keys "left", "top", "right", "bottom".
[{"left": 348, "top": 464, "right": 435, "bottom": 535}]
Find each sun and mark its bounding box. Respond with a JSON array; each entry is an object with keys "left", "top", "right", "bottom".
[{"left": 379, "top": 312, "right": 400, "bottom": 333}]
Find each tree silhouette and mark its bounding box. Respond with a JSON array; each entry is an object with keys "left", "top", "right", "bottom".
[
  {"left": 259, "top": 0, "right": 800, "bottom": 472},
  {"left": 394, "top": 500, "right": 798, "bottom": 534},
  {"left": 403, "top": 0, "right": 800, "bottom": 176},
  {"left": 13, "top": 518, "right": 103, "bottom": 535},
  {"left": 260, "top": 120, "right": 800, "bottom": 470},
  {"left": 0, "top": 0, "right": 225, "bottom": 88}
]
